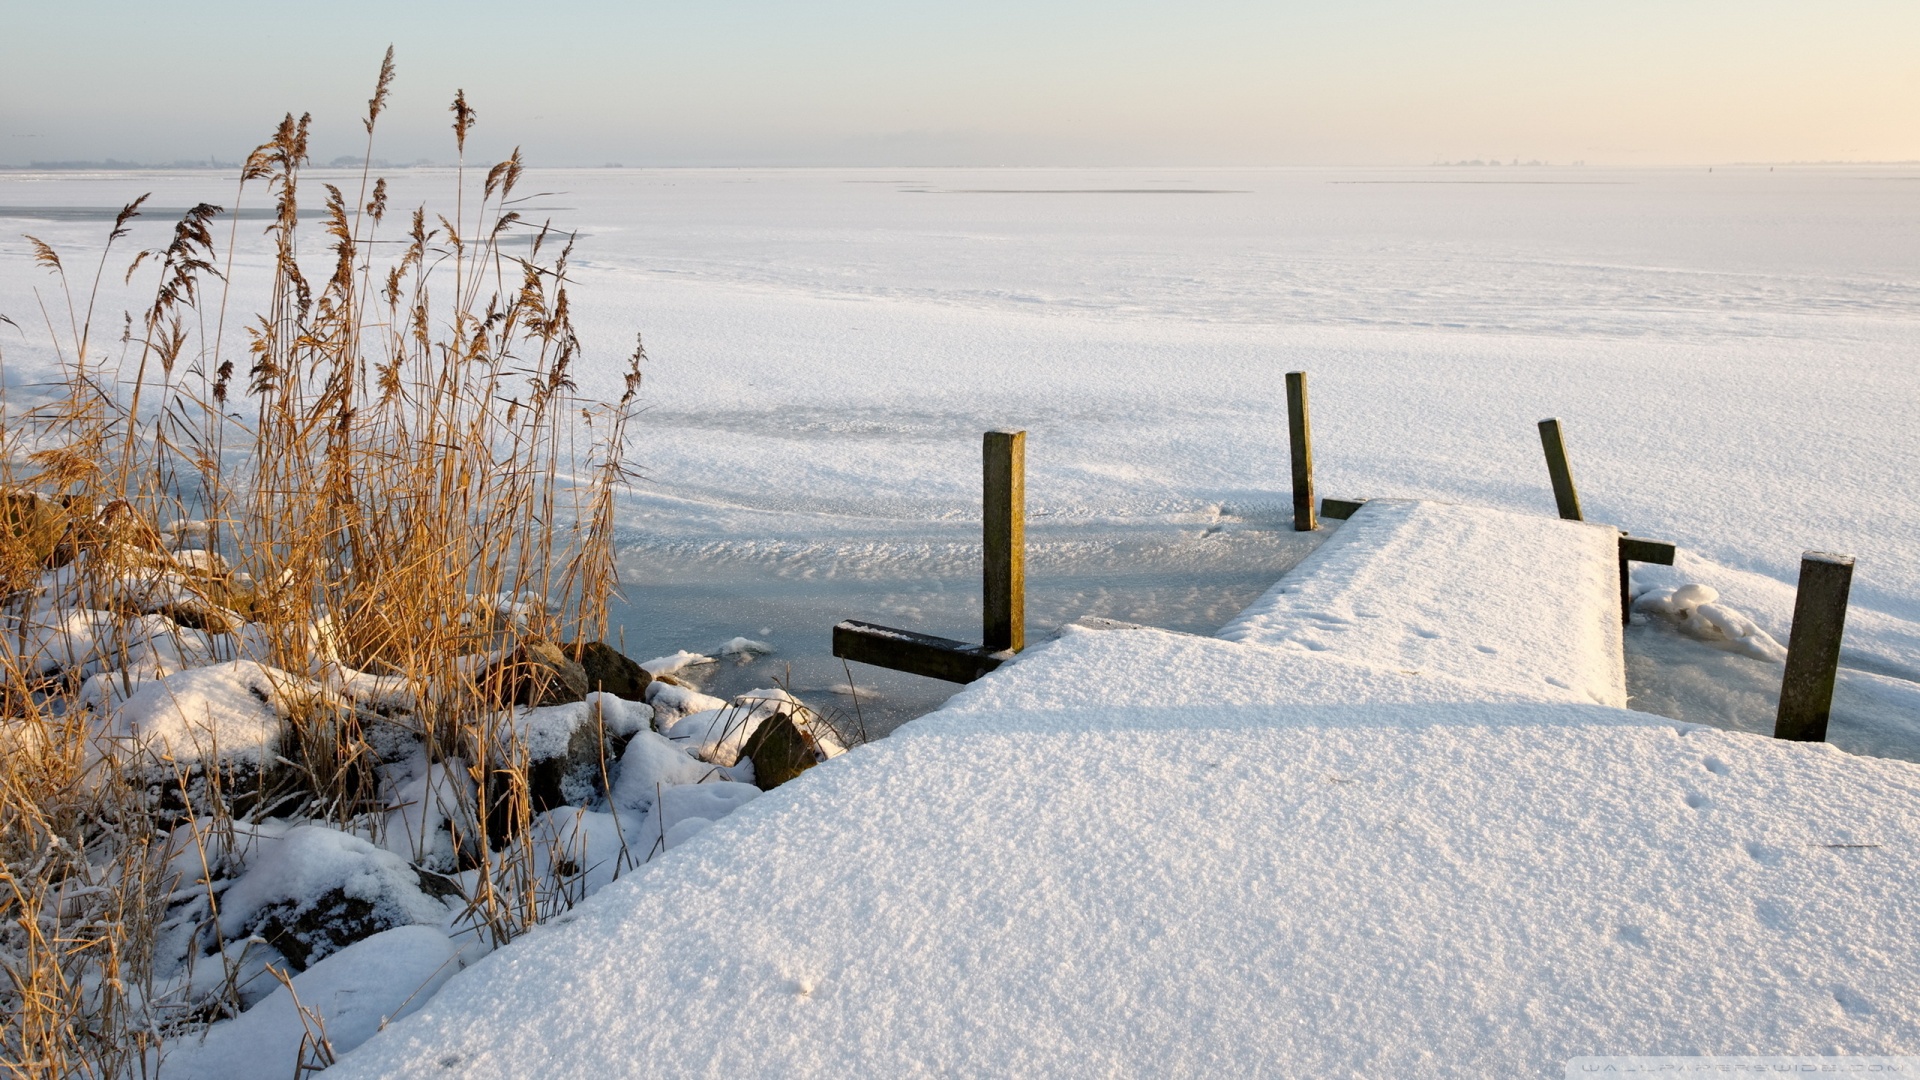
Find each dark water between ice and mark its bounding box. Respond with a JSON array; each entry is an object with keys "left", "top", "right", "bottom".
[{"left": 605, "top": 518, "right": 1329, "bottom": 739}]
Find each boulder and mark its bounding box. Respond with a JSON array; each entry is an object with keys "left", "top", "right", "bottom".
[
  {"left": 741, "top": 710, "right": 818, "bottom": 790},
  {"left": 0, "top": 490, "right": 68, "bottom": 586},
  {"left": 566, "top": 640, "right": 651, "bottom": 701},
  {"left": 254, "top": 866, "right": 456, "bottom": 970},
  {"left": 478, "top": 636, "right": 588, "bottom": 708},
  {"left": 217, "top": 825, "right": 456, "bottom": 970},
  {"left": 524, "top": 704, "right": 612, "bottom": 813}
]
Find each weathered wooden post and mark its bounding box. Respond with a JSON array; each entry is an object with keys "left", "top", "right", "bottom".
[
  {"left": 982, "top": 430, "right": 1026, "bottom": 653},
  {"left": 1286, "top": 372, "right": 1317, "bottom": 532},
  {"left": 832, "top": 430, "right": 1029, "bottom": 683},
  {"left": 1537, "top": 418, "right": 1583, "bottom": 522},
  {"left": 1774, "top": 552, "right": 1855, "bottom": 743}
]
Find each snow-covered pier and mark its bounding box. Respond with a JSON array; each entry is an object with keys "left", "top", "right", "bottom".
[
  {"left": 330, "top": 498, "right": 1920, "bottom": 1077},
  {"left": 1222, "top": 498, "right": 1626, "bottom": 708}
]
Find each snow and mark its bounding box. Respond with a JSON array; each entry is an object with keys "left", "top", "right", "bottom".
[
  {"left": 640, "top": 650, "right": 714, "bottom": 676},
  {"left": 215, "top": 825, "right": 454, "bottom": 952},
  {"left": 320, "top": 497, "right": 1920, "bottom": 1074},
  {"left": 1219, "top": 499, "right": 1626, "bottom": 707},
  {"left": 327, "top": 624, "right": 1920, "bottom": 1078},
  {"left": 719, "top": 636, "right": 775, "bottom": 657},
  {"left": 159, "top": 925, "right": 466, "bottom": 1080},
  {"left": 609, "top": 730, "right": 717, "bottom": 809},
  {"left": 99, "top": 659, "right": 311, "bottom": 764}
]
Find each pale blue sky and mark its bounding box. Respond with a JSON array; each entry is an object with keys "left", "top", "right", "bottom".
[{"left": 3, "top": 1, "right": 1915, "bottom": 166}]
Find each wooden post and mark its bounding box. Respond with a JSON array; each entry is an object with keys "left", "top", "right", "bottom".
[
  {"left": 1286, "top": 371, "right": 1317, "bottom": 532},
  {"left": 983, "top": 430, "right": 1025, "bottom": 653},
  {"left": 1774, "top": 552, "right": 1855, "bottom": 742},
  {"left": 1537, "top": 418, "right": 1583, "bottom": 522}
]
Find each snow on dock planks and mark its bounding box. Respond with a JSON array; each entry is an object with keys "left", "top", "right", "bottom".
[{"left": 1220, "top": 499, "right": 1629, "bottom": 708}]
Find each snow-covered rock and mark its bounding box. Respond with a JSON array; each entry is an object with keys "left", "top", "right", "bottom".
[
  {"left": 640, "top": 649, "right": 713, "bottom": 677},
  {"left": 610, "top": 730, "right": 716, "bottom": 810},
  {"left": 644, "top": 680, "right": 728, "bottom": 726},
  {"left": 1635, "top": 583, "right": 1789, "bottom": 663},
  {"left": 99, "top": 659, "right": 315, "bottom": 765},
  {"left": 217, "top": 825, "right": 460, "bottom": 969},
  {"left": 660, "top": 687, "right": 808, "bottom": 764}
]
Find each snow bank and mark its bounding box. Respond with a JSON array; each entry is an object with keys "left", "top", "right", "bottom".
[{"left": 330, "top": 626, "right": 1920, "bottom": 1078}]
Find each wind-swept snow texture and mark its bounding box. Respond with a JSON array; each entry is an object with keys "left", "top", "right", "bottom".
[
  {"left": 330, "top": 620, "right": 1920, "bottom": 1078},
  {"left": 1221, "top": 499, "right": 1625, "bottom": 707}
]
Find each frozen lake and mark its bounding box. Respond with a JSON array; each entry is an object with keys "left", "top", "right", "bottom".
[{"left": 1, "top": 165, "right": 1916, "bottom": 737}]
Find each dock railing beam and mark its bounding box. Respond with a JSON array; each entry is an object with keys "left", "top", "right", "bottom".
[
  {"left": 1774, "top": 551, "right": 1855, "bottom": 743},
  {"left": 1286, "top": 372, "right": 1317, "bottom": 532}
]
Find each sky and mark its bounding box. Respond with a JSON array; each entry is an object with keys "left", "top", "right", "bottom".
[{"left": 2, "top": 0, "right": 1916, "bottom": 168}]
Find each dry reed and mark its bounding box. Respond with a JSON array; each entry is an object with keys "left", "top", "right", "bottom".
[{"left": 0, "top": 49, "right": 642, "bottom": 1077}]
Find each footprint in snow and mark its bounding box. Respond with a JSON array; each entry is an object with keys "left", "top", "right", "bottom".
[
  {"left": 1615, "top": 925, "right": 1649, "bottom": 947},
  {"left": 1685, "top": 792, "right": 1712, "bottom": 810},
  {"left": 1702, "top": 756, "right": 1730, "bottom": 776},
  {"left": 1744, "top": 841, "right": 1785, "bottom": 866},
  {"left": 1834, "top": 986, "right": 1876, "bottom": 1018}
]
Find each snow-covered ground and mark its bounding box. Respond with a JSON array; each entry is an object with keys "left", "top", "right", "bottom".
[
  {"left": 328, "top": 614, "right": 1920, "bottom": 1077},
  {"left": 3, "top": 164, "right": 1912, "bottom": 738}
]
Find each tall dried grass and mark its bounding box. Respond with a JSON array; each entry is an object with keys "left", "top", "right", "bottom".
[{"left": 0, "top": 50, "right": 641, "bottom": 1077}]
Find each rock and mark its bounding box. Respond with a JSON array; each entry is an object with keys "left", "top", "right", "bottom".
[
  {"left": 741, "top": 710, "right": 818, "bottom": 790},
  {"left": 566, "top": 640, "right": 651, "bottom": 701},
  {"left": 478, "top": 636, "right": 588, "bottom": 708},
  {"left": 525, "top": 706, "right": 612, "bottom": 813},
  {"left": 479, "top": 700, "right": 619, "bottom": 846},
  {"left": 217, "top": 825, "right": 454, "bottom": 970},
  {"left": 251, "top": 861, "right": 459, "bottom": 969},
  {"left": 0, "top": 490, "right": 69, "bottom": 586},
  {"left": 148, "top": 598, "right": 241, "bottom": 635}
]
